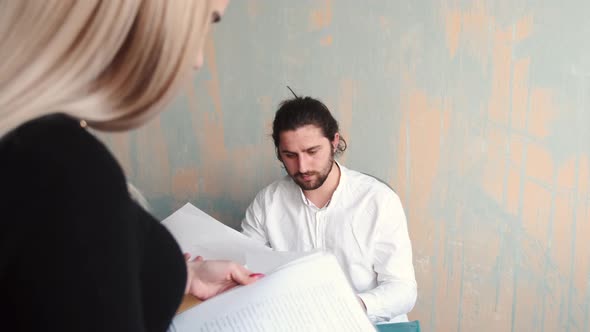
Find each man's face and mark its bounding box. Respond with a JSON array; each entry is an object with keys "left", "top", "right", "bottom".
[{"left": 278, "top": 125, "right": 338, "bottom": 191}]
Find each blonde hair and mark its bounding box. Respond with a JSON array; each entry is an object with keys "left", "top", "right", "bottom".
[
  {"left": 0, "top": 0, "right": 213, "bottom": 132},
  {"left": 127, "top": 182, "right": 151, "bottom": 212}
]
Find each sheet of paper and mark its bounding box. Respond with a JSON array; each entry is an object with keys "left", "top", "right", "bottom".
[
  {"left": 169, "top": 252, "right": 376, "bottom": 332},
  {"left": 162, "top": 203, "right": 307, "bottom": 273}
]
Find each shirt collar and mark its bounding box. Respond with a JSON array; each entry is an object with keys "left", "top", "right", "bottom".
[{"left": 330, "top": 160, "right": 347, "bottom": 207}]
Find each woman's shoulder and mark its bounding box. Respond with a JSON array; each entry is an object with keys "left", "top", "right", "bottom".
[
  {"left": 3, "top": 113, "right": 118, "bottom": 164},
  {"left": 1, "top": 113, "right": 103, "bottom": 155},
  {"left": 0, "top": 113, "right": 128, "bottom": 207}
]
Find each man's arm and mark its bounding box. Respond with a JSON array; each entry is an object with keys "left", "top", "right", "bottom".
[
  {"left": 357, "top": 192, "right": 417, "bottom": 321},
  {"left": 240, "top": 194, "right": 270, "bottom": 246}
]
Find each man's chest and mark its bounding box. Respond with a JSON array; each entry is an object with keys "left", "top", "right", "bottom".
[{"left": 263, "top": 207, "right": 375, "bottom": 258}]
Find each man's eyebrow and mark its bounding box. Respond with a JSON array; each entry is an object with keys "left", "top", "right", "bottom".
[
  {"left": 305, "top": 145, "right": 321, "bottom": 152},
  {"left": 280, "top": 145, "right": 321, "bottom": 154}
]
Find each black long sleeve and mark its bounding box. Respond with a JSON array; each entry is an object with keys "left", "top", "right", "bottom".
[{"left": 0, "top": 114, "right": 185, "bottom": 331}]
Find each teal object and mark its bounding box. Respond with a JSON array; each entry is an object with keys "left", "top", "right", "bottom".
[{"left": 376, "top": 320, "right": 421, "bottom": 332}]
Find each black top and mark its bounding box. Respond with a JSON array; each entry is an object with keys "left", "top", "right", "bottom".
[{"left": 0, "top": 114, "right": 185, "bottom": 331}]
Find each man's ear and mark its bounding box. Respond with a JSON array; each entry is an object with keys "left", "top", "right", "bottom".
[{"left": 332, "top": 133, "right": 340, "bottom": 151}]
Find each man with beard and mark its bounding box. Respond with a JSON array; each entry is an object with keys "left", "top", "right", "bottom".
[{"left": 241, "top": 96, "right": 417, "bottom": 324}]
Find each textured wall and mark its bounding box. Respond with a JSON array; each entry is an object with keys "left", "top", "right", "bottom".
[{"left": 105, "top": 1, "right": 590, "bottom": 331}]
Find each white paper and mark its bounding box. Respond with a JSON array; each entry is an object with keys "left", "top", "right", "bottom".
[
  {"left": 169, "top": 252, "right": 376, "bottom": 332},
  {"left": 161, "top": 203, "right": 307, "bottom": 273}
]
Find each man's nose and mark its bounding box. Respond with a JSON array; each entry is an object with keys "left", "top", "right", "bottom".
[{"left": 298, "top": 154, "right": 311, "bottom": 173}]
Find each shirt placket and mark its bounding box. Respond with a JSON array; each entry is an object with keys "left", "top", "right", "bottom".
[{"left": 315, "top": 210, "right": 326, "bottom": 248}]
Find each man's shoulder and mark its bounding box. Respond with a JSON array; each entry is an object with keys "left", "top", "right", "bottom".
[
  {"left": 339, "top": 166, "right": 405, "bottom": 219},
  {"left": 342, "top": 166, "right": 397, "bottom": 195}
]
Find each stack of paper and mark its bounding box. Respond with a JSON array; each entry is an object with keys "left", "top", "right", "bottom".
[{"left": 162, "top": 203, "right": 376, "bottom": 332}]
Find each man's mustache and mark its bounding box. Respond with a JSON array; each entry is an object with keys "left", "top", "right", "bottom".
[{"left": 296, "top": 172, "right": 318, "bottom": 177}]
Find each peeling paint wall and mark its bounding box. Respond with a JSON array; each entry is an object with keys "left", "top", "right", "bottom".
[{"left": 104, "top": 1, "right": 590, "bottom": 331}]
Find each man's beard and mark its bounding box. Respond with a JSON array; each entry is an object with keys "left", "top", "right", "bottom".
[{"left": 291, "top": 156, "right": 335, "bottom": 191}]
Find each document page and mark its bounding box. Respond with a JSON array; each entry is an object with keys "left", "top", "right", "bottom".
[
  {"left": 162, "top": 203, "right": 307, "bottom": 273},
  {"left": 169, "top": 252, "right": 376, "bottom": 332}
]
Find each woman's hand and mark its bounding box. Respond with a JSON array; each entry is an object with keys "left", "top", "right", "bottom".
[{"left": 184, "top": 254, "right": 264, "bottom": 300}]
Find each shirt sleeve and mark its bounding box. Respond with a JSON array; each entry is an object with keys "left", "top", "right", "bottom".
[
  {"left": 357, "top": 191, "right": 417, "bottom": 321},
  {"left": 240, "top": 193, "right": 270, "bottom": 246}
]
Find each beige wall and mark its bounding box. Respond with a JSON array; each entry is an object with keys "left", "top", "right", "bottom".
[{"left": 105, "top": 1, "right": 590, "bottom": 330}]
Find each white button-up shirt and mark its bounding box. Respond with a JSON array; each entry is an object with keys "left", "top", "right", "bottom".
[{"left": 241, "top": 163, "right": 417, "bottom": 323}]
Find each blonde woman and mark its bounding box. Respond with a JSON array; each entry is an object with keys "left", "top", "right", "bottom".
[{"left": 0, "top": 1, "right": 262, "bottom": 331}]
